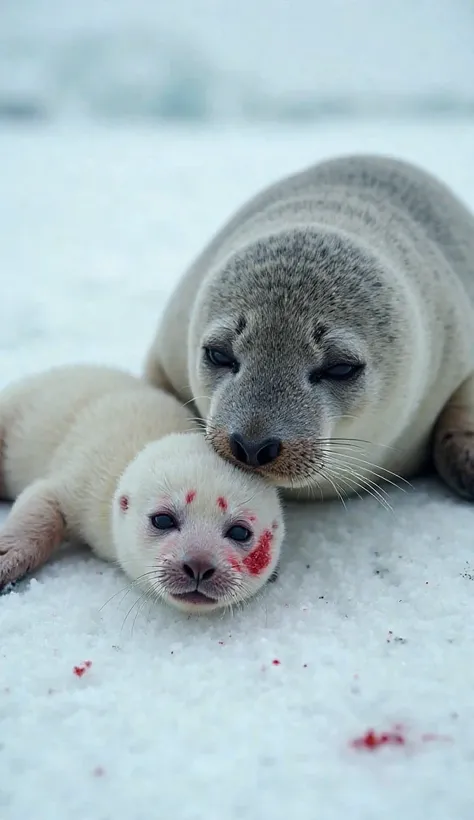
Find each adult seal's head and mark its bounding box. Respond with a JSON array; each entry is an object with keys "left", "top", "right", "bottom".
[
  {"left": 145, "top": 154, "right": 474, "bottom": 500},
  {"left": 188, "top": 228, "right": 414, "bottom": 489}
]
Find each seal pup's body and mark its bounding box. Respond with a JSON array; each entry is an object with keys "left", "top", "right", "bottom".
[
  {"left": 144, "top": 154, "right": 474, "bottom": 501},
  {"left": 0, "top": 365, "right": 283, "bottom": 612}
]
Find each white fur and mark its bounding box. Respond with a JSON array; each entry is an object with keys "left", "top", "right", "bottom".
[
  {"left": 113, "top": 433, "right": 283, "bottom": 613},
  {"left": 0, "top": 365, "right": 284, "bottom": 612}
]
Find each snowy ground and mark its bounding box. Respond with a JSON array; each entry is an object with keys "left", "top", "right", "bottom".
[{"left": 1, "top": 120, "right": 474, "bottom": 820}]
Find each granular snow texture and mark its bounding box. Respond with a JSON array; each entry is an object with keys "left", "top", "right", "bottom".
[{"left": 1, "top": 121, "right": 474, "bottom": 820}]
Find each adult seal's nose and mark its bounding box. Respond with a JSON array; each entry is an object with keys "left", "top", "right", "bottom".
[
  {"left": 182, "top": 558, "right": 216, "bottom": 582},
  {"left": 229, "top": 433, "right": 282, "bottom": 468}
]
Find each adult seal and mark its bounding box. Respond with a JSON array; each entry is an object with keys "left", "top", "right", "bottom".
[{"left": 144, "top": 154, "right": 474, "bottom": 502}]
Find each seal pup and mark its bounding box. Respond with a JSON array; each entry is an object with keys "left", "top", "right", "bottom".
[
  {"left": 0, "top": 365, "right": 284, "bottom": 613},
  {"left": 144, "top": 154, "right": 474, "bottom": 502}
]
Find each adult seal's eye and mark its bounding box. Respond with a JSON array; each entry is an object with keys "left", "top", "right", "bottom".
[
  {"left": 310, "top": 363, "right": 364, "bottom": 383},
  {"left": 150, "top": 513, "right": 177, "bottom": 530},
  {"left": 226, "top": 525, "right": 252, "bottom": 543},
  {"left": 204, "top": 347, "right": 239, "bottom": 372}
]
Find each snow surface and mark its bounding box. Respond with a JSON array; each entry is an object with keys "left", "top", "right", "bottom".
[
  {"left": 1, "top": 120, "right": 474, "bottom": 819},
  {"left": 1, "top": 0, "right": 474, "bottom": 121}
]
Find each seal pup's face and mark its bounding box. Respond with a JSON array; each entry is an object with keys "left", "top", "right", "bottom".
[
  {"left": 189, "top": 229, "right": 417, "bottom": 490},
  {"left": 112, "top": 432, "right": 284, "bottom": 615}
]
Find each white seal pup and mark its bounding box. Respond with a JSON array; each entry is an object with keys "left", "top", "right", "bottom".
[
  {"left": 144, "top": 154, "right": 474, "bottom": 502},
  {"left": 0, "top": 365, "right": 284, "bottom": 613}
]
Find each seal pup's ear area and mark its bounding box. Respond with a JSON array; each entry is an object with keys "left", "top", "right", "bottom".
[
  {"left": 119, "top": 495, "right": 129, "bottom": 512},
  {"left": 0, "top": 480, "right": 66, "bottom": 590},
  {"left": 267, "top": 563, "right": 280, "bottom": 583},
  {"left": 433, "top": 373, "right": 474, "bottom": 501}
]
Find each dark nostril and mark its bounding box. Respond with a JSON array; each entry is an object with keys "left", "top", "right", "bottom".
[
  {"left": 229, "top": 433, "right": 250, "bottom": 464},
  {"left": 182, "top": 560, "right": 216, "bottom": 583},
  {"left": 183, "top": 563, "right": 196, "bottom": 580},
  {"left": 256, "top": 437, "right": 282, "bottom": 467},
  {"left": 229, "top": 433, "right": 282, "bottom": 468}
]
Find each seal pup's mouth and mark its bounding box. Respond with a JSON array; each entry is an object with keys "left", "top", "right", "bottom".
[{"left": 170, "top": 591, "right": 218, "bottom": 606}]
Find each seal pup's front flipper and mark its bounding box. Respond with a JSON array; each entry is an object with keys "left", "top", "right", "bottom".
[{"left": 0, "top": 479, "right": 66, "bottom": 590}]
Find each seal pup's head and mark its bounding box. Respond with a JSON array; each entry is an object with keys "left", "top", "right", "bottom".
[
  {"left": 188, "top": 227, "right": 424, "bottom": 490},
  {"left": 112, "top": 432, "right": 284, "bottom": 614}
]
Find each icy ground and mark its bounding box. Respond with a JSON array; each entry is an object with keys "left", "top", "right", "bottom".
[{"left": 1, "top": 121, "right": 474, "bottom": 820}]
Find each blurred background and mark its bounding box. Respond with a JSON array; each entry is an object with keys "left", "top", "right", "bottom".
[
  {"left": 2, "top": 0, "right": 474, "bottom": 125},
  {"left": 1, "top": 0, "right": 474, "bottom": 383}
]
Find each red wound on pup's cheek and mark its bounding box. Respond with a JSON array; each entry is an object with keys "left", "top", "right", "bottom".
[
  {"left": 119, "top": 495, "right": 129, "bottom": 512},
  {"left": 243, "top": 529, "right": 273, "bottom": 575},
  {"left": 228, "top": 555, "right": 241, "bottom": 572},
  {"left": 185, "top": 490, "right": 196, "bottom": 505},
  {"left": 217, "top": 497, "right": 228, "bottom": 512}
]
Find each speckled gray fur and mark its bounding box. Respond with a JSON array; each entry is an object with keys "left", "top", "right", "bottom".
[{"left": 145, "top": 154, "right": 474, "bottom": 501}]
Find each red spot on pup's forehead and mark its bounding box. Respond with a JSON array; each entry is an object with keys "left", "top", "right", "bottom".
[
  {"left": 243, "top": 529, "right": 273, "bottom": 575},
  {"left": 185, "top": 490, "right": 196, "bottom": 504},
  {"left": 217, "top": 497, "right": 228, "bottom": 511},
  {"left": 119, "top": 495, "right": 129, "bottom": 511}
]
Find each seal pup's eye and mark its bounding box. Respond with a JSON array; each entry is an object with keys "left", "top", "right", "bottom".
[
  {"left": 225, "top": 524, "right": 252, "bottom": 543},
  {"left": 309, "top": 363, "right": 365, "bottom": 383},
  {"left": 150, "top": 513, "right": 178, "bottom": 530},
  {"left": 204, "top": 347, "right": 240, "bottom": 373}
]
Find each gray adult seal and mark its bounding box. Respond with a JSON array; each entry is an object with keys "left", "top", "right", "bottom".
[{"left": 144, "top": 154, "right": 474, "bottom": 502}]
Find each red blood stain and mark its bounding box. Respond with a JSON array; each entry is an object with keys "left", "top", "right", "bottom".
[
  {"left": 243, "top": 529, "right": 273, "bottom": 575},
  {"left": 119, "top": 495, "right": 129, "bottom": 511},
  {"left": 217, "top": 496, "right": 228, "bottom": 512},
  {"left": 93, "top": 766, "right": 105, "bottom": 777},
  {"left": 351, "top": 728, "right": 405, "bottom": 750},
  {"left": 272, "top": 659, "right": 281, "bottom": 666},
  {"left": 185, "top": 489, "right": 196, "bottom": 505},
  {"left": 228, "top": 554, "right": 241, "bottom": 572},
  {"left": 73, "top": 660, "right": 92, "bottom": 678}
]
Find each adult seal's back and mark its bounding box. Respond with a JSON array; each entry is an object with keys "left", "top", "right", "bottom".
[{"left": 144, "top": 154, "right": 474, "bottom": 502}]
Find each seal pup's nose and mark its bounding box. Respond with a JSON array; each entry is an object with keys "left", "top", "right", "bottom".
[
  {"left": 182, "top": 558, "right": 216, "bottom": 582},
  {"left": 229, "top": 433, "right": 281, "bottom": 468}
]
